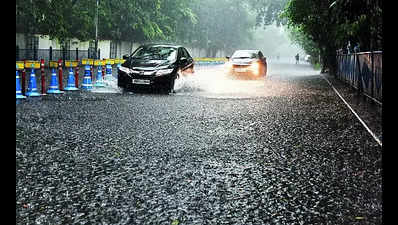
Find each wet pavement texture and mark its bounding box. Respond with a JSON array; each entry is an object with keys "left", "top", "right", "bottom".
[{"left": 16, "top": 61, "right": 382, "bottom": 224}]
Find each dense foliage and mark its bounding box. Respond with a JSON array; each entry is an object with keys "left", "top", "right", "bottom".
[
  {"left": 16, "top": 0, "right": 195, "bottom": 43},
  {"left": 16, "top": 0, "right": 253, "bottom": 55},
  {"left": 16, "top": 0, "right": 382, "bottom": 67},
  {"left": 251, "top": 0, "right": 382, "bottom": 73},
  {"left": 281, "top": 0, "right": 382, "bottom": 73},
  {"left": 184, "top": 0, "right": 257, "bottom": 56}
]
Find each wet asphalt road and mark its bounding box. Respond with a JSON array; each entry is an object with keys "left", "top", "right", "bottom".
[{"left": 16, "top": 61, "right": 382, "bottom": 224}]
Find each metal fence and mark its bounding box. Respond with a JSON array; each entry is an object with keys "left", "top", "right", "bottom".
[
  {"left": 336, "top": 51, "right": 382, "bottom": 104},
  {"left": 16, "top": 47, "right": 99, "bottom": 62}
]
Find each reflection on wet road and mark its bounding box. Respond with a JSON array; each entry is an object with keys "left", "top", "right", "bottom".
[
  {"left": 16, "top": 60, "right": 382, "bottom": 224},
  {"left": 174, "top": 61, "right": 320, "bottom": 99}
]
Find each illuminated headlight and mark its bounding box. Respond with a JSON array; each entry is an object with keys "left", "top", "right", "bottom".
[
  {"left": 118, "top": 66, "right": 131, "bottom": 74},
  {"left": 249, "top": 62, "right": 260, "bottom": 71},
  {"left": 225, "top": 61, "right": 233, "bottom": 69},
  {"left": 155, "top": 68, "right": 174, "bottom": 76}
]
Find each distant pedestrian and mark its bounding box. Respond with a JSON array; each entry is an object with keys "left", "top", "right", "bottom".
[
  {"left": 347, "top": 41, "right": 352, "bottom": 54},
  {"left": 354, "top": 43, "right": 360, "bottom": 53},
  {"left": 295, "top": 53, "right": 299, "bottom": 64}
]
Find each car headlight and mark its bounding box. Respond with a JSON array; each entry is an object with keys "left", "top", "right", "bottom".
[
  {"left": 155, "top": 68, "right": 174, "bottom": 76},
  {"left": 249, "top": 61, "right": 260, "bottom": 71},
  {"left": 118, "top": 66, "right": 131, "bottom": 74},
  {"left": 225, "top": 61, "right": 233, "bottom": 69}
]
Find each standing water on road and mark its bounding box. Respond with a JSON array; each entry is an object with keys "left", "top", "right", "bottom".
[
  {"left": 87, "top": 61, "right": 319, "bottom": 97},
  {"left": 16, "top": 59, "right": 382, "bottom": 225},
  {"left": 91, "top": 75, "right": 123, "bottom": 94},
  {"left": 174, "top": 61, "right": 320, "bottom": 99}
]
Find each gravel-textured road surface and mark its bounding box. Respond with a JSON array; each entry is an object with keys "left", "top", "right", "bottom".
[{"left": 16, "top": 62, "right": 382, "bottom": 224}]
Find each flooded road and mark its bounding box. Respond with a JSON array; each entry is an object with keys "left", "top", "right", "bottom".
[
  {"left": 174, "top": 61, "right": 319, "bottom": 99},
  {"left": 16, "top": 60, "right": 382, "bottom": 224}
]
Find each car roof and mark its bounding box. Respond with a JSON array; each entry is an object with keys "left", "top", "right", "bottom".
[
  {"left": 139, "top": 43, "right": 182, "bottom": 48},
  {"left": 233, "top": 50, "right": 260, "bottom": 53}
]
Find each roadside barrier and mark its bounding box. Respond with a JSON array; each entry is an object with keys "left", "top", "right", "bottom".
[
  {"left": 336, "top": 51, "right": 382, "bottom": 104},
  {"left": 21, "top": 61, "right": 26, "bottom": 96},
  {"left": 194, "top": 57, "right": 227, "bottom": 65},
  {"left": 16, "top": 61, "right": 26, "bottom": 99},
  {"left": 15, "top": 57, "right": 126, "bottom": 97},
  {"left": 114, "top": 59, "right": 125, "bottom": 70},
  {"left": 40, "top": 59, "right": 47, "bottom": 95},
  {"left": 75, "top": 64, "right": 80, "bottom": 88},
  {"left": 105, "top": 59, "right": 114, "bottom": 81},
  {"left": 47, "top": 61, "right": 64, "bottom": 94},
  {"left": 57, "top": 59, "right": 64, "bottom": 91},
  {"left": 69, "top": 59, "right": 91, "bottom": 90},
  {"left": 82, "top": 58, "right": 94, "bottom": 82},
  {"left": 47, "top": 68, "right": 64, "bottom": 94},
  {"left": 193, "top": 58, "right": 227, "bottom": 71},
  {"left": 64, "top": 66, "right": 79, "bottom": 91},
  {"left": 65, "top": 60, "right": 83, "bottom": 89},
  {"left": 93, "top": 59, "right": 105, "bottom": 87},
  {"left": 25, "top": 61, "right": 41, "bottom": 97}
]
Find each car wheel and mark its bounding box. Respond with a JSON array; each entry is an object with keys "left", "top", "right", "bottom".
[
  {"left": 168, "top": 78, "right": 176, "bottom": 94},
  {"left": 264, "top": 64, "right": 267, "bottom": 77},
  {"left": 119, "top": 86, "right": 130, "bottom": 94},
  {"left": 161, "top": 78, "right": 175, "bottom": 94},
  {"left": 117, "top": 77, "right": 125, "bottom": 88}
]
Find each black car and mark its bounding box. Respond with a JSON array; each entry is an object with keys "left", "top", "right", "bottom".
[
  {"left": 225, "top": 50, "right": 267, "bottom": 79},
  {"left": 118, "top": 44, "right": 194, "bottom": 93}
]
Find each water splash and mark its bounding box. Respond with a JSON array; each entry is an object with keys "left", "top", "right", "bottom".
[{"left": 91, "top": 76, "right": 122, "bottom": 94}]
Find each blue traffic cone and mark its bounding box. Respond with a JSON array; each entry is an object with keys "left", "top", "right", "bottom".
[
  {"left": 16, "top": 70, "right": 26, "bottom": 99},
  {"left": 64, "top": 67, "right": 79, "bottom": 91},
  {"left": 105, "top": 63, "right": 113, "bottom": 81},
  {"left": 26, "top": 69, "right": 41, "bottom": 97},
  {"left": 94, "top": 65, "right": 105, "bottom": 87},
  {"left": 82, "top": 65, "right": 93, "bottom": 90},
  {"left": 47, "top": 68, "right": 64, "bottom": 94}
]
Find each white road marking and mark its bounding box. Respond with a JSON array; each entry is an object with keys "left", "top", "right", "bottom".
[{"left": 321, "top": 75, "right": 382, "bottom": 147}]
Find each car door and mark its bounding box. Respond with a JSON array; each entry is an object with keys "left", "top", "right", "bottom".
[
  {"left": 258, "top": 51, "right": 266, "bottom": 65},
  {"left": 179, "top": 47, "right": 194, "bottom": 74},
  {"left": 258, "top": 51, "right": 267, "bottom": 76},
  {"left": 183, "top": 48, "right": 194, "bottom": 69}
]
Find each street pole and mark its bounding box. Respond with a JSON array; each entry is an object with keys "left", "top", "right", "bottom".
[{"left": 95, "top": 0, "right": 99, "bottom": 59}]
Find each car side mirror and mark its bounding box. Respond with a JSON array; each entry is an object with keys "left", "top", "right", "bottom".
[
  {"left": 180, "top": 57, "right": 188, "bottom": 64},
  {"left": 122, "top": 54, "right": 129, "bottom": 60}
]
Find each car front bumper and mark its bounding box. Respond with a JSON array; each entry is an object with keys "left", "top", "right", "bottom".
[{"left": 118, "top": 70, "right": 175, "bottom": 90}]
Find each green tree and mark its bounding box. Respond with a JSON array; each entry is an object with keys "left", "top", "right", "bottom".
[
  {"left": 281, "top": 0, "right": 382, "bottom": 74},
  {"left": 16, "top": 0, "right": 99, "bottom": 43},
  {"left": 187, "top": 0, "right": 255, "bottom": 57},
  {"left": 329, "top": 0, "right": 382, "bottom": 51},
  {"left": 249, "top": 0, "right": 289, "bottom": 27},
  {"left": 286, "top": 26, "right": 320, "bottom": 64},
  {"left": 282, "top": 0, "right": 341, "bottom": 73},
  {"left": 16, "top": 0, "right": 197, "bottom": 44},
  {"left": 251, "top": 0, "right": 382, "bottom": 74}
]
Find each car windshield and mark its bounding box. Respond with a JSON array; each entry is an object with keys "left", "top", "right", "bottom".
[
  {"left": 131, "top": 46, "right": 177, "bottom": 61},
  {"left": 231, "top": 51, "right": 258, "bottom": 59}
]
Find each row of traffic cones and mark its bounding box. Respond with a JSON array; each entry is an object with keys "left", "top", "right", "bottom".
[
  {"left": 16, "top": 64, "right": 113, "bottom": 98},
  {"left": 16, "top": 69, "right": 42, "bottom": 98},
  {"left": 47, "top": 68, "right": 64, "bottom": 94}
]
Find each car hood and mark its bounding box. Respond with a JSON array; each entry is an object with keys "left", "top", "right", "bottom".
[
  {"left": 126, "top": 59, "right": 174, "bottom": 70},
  {"left": 231, "top": 58, "right": 256, "bottom": 65}
]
